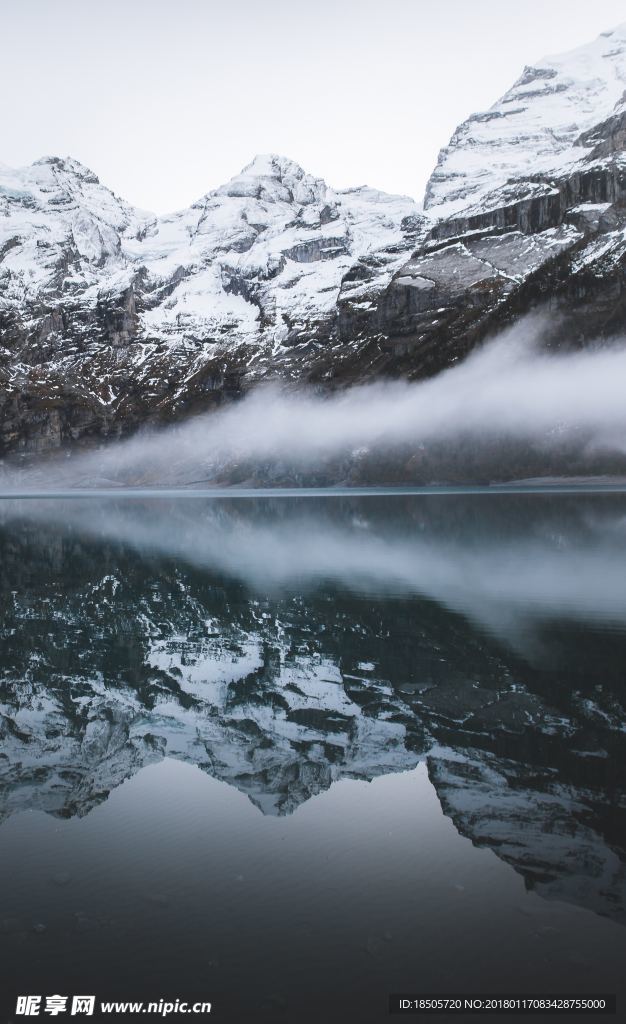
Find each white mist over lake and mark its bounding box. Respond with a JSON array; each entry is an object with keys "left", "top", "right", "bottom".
[{"left": 4, "top": 318, "right": 626, "bottom": 488}]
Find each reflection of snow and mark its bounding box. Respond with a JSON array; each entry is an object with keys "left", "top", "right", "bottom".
[{"left": 1, "top": 493, "right": 625, "bottom": 920}]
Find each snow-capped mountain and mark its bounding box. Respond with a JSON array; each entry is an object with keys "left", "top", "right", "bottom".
[
  {"left": 0, "top": 153, "right": 423, "bottom": 454},
  {"left": 425, "top": 24, "right": 626, "bottom": 220},
  {"left": 380, "top": 22, "right": 626, "bottom": 389},
  {"left": 3, "top": 23, "right": 626, "bottom": 463},
  {"left": 0, "top": 152, "right": 421, "bottom": 348}
]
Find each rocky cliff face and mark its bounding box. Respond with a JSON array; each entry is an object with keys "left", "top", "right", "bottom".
[
  {"left": 3, "top": 24, "right": 626, "bottom": 457},
  {"left": 377, "top": 23, "right": 626, "bottom": 381}
]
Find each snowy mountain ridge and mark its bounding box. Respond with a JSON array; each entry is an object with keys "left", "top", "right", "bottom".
[
  {"left": 4, "top": 23, "right": 626, "bottom": 464},
  {"left": 426, "top": 21, "right": 626, "bottom": 220},
  {"left": 0, "top": 151, "right": 421, "bottom": 351}
]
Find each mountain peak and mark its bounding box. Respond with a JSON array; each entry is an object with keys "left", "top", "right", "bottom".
[
  {"left": 240, "top": 153, "right": 308, "bottom": 180},
  {"left": 424, "top": 21, "right": 626, "bottom": 219},
  {"left": 213, "top": 153, "right": 329, "bottom": 205},
  {"left": 599, "top": 21, "right": 626, "bottom": 37},
  {"left": 32, "top": 154, "right": 100, "bottom": 182}
]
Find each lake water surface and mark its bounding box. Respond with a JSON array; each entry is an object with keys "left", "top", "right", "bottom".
[{"left": 0, "top": 492, "right": 625, "bottom": 1022}]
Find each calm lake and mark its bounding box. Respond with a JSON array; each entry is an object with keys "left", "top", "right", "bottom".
[{"left": 0, "top": 492, "right": 625, "bottom": 1022}]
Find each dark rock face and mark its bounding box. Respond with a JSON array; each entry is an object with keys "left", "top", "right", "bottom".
[
  {"left": 4, "top": 29, "right": 626, "bottom": 459},
  {"left": 374, "top": 171, "right": 626, "bottom": 384}
]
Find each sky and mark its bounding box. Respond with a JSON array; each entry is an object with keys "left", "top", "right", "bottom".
[{"left": 2, "top": 0, "right": 626, "bottom": 214}]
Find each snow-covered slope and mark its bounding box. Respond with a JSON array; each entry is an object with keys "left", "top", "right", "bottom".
[
  {"left": 0, "top": 155, "right": 150, "bottom": 297},
  {"left": 131, "top": 154, "right": 421, "bottom": 347},
  {"left": 425, "top": 23, "right": 626, "bottom": 220},
  {"left": 0, "top": 152, "right": 421, "bottom": 351}
]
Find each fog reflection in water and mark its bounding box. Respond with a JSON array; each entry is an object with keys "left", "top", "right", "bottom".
[{"left": 0, "top": 493, "right": 625, "bottom": 1021}]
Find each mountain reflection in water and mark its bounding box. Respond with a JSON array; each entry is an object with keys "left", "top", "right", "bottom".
[{"left": 0, "top": 493, "right": 625, "bottom": 1021}]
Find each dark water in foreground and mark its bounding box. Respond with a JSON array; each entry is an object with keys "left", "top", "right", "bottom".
[{"left": 0, "top": 492, "right": 625, "bottom": 1023}]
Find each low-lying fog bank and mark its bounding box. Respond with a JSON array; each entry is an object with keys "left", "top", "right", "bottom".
[{"left": 4, "top": 319, "right": 626, "bottom": 489}]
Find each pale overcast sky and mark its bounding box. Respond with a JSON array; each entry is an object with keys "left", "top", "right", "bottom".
[{"left": 2, "top": 0, "right": 626, "bottom": 213}]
